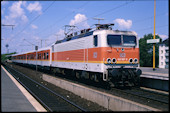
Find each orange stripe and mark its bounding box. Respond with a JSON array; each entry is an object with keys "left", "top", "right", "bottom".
[{"left": 52, "top": 47, "right": 139, "bottom": 63}]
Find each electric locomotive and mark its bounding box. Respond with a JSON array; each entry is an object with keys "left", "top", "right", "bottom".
[{"left": 50, "top": 23, "right": 142, "bottom": 87}]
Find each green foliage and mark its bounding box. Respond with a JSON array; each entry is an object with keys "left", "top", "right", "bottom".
[
  {"left": 1, "top": 52, "right": 17, "bottom": 62},
  {"left": 139, "top": 33, "right": 162, "bottom": 67}
]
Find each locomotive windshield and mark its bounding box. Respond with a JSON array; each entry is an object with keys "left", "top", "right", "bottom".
[
  {"left": 123, "top": 35, "right": 136, "bottom": 46},
  {"left": 107, "top": 35, "right": 121, "bottom": 45},
  {"left": 107, "top": 34, "right": 136, "bottom": 46}
]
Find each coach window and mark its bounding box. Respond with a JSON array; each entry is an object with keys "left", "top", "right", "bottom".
[
  {"left": 34, "top": 54, "right": 36, "bottom": 59},
  {"left": 44, "top": 53, "right": 46, "bottom": 59},
  {"left": 39, "top": 53, "right": 41, "bottom": 59},
  {"left": 93, "top": 35, "right": 98, "bottom": 47},
  {"left": 52, "top": 45, "right": 54, "bottom": 52},
  {"left": 32, "top": 54, "right": 34, "bottom": 59},
  {"left": 47, "top": 52, "right": 49, "bottom": 60},
  {"left": 41, "top": 53, "right": 43, "bottom": 59}
]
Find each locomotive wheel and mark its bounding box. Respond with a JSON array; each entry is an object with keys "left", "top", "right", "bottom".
[
  {"left": 90, "top": 73, "right": 95, "bottom": 81},
  {"left": 75, "top": 71, "right": 80, "bottom": 79}
]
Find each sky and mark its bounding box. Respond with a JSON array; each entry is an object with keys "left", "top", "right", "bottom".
[{"left": 1, "top": 0, "right": 169, "bottom": 54}]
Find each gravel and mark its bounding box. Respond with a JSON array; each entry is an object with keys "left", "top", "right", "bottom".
[{"left": 5, "top": 62, "right": 110, "bottom": 112}]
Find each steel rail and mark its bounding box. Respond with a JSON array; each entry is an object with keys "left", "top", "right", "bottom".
[
  {"left": 110, "top": 87, "right": 169, "bottom": 105},
  {"left": 3, "top": 64, "right": 87, "bottom": 112},
  {"left": 3, "top": 62, "right": 168, "bottom": 111}
]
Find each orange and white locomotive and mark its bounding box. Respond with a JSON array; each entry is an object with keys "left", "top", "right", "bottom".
[{"left": 11, "top": 23, "right": 142, "bottom": 87}]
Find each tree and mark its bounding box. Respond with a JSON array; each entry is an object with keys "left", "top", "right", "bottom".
[
  {"left": 1, "top": 52, "right": 17, "bottom": 62},
  {"left": 139, "top": 33, "right": 162, "bottom": 67}
]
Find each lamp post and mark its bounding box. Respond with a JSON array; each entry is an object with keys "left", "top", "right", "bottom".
[
  {"left": 146, "top": 0, "right": 159, "bottom": 71},
  {"left": 153, "top": 0, "right": 156, "bottom": 70},
  {"left": 35, "top": 46, "right": 38, "bottom": 73}
]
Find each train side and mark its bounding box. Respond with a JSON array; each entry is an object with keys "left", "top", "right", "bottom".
[
  {"left": 11, "top": 24, "right": 142, "bottom": 87},
  {"left": 51, "top": 31, "right": 104, "bottom": 73},
  {"left": 11, "top": 47, "right": 51, "bottom": 68},
  {"left": 50, "top": 28, "right": 141, "bottom": 85}
]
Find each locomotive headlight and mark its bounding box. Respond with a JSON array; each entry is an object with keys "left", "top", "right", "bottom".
[
  {"left": 129, "top": 58, "right": 133, "bottom": 63},
  {"left": 107, "top": 58, "right": 112, "bottom": 64},
  {"left": 112, "top": 58, "right": 116, "bottom": 63},
  {"left": 134, "top": 58, "right": 138, "bottom": 63}
]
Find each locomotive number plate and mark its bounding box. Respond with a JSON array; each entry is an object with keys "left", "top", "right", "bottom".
[
  {"left": 120, "top": 53, "right": 126, "bottom": 57},
  {"left": 93, "top": 52, "right": 97, "bottom": 58}
]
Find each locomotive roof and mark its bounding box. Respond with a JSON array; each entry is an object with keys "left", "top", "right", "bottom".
[
  {"left": 55, "top": 29, "right": 137, "bottom": 45},
  {"left": 54, "top": 23, "right": 137, "bottom": 45},
  {"left": 55, "top": 30, "right": 94, "bottom": 44}
]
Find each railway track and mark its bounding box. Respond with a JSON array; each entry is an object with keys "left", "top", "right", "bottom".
[
  {"left": 120, "top": 87, "right": 168, "bottom": 104},
  {"left": 50, "top": 68, "right": 169, "bottom": 111},
  {"left": 109, "top": 87, "right": 168, "bottom": 109},
  {"left": 2, "top": 63, "right": 87, "bottom": 112},
  {"left": 63, "top": 74, "right": 169, "bottom": 111},
  {"left": 2, "top": 62, "right": 169, "bottom": 111}
]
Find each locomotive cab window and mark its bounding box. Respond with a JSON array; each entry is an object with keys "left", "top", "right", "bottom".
[
  {"left": 93, "top": 35, "right": 98, "bottom": 47},
  {"left": 123, "top": 35, "right": 136, "bottom": 46},
  {"left": 107, "top": 35, "right": 121, "bottom": 46}
]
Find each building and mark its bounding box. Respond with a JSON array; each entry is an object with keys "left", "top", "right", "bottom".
[{"left": 159, "top": 38, "right": 169, "bottom": 69}]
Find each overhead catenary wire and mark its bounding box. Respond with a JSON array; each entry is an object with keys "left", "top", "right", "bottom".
[
  {"left": 71, "top": 1, "right": 134, "bottom": 27},
  {"left": 133, "top": 12, "right": 167, "bottom": 24},
  {"left": 39, "top": 1, "right": 134, "bottom": 42},
  {"left": 9, "top": 1, "right": 55, "bottom": 42},
  {"left": 3, "top": 1, "right": 168, "bottom": 53},
  {"left": 34, "top": 1, "right": 89, "bottom": 36},
  {"left": 32, "top": 1, "right": 91, "bottom": 45},
  {"left": 10, "top": 1, "right": 133, "bottom": 48},
  {"left": 135, "top": 24, "right": 168, "bottom": 31}
]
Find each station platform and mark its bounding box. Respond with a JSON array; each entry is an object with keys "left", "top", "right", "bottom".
[
  {"left": 139, "top": 67, "right": 169, "bottom": 91},
  {"left": 1, "top": 65, "right": 46, "bottom": 112},
  {"left": 140, "top": 67, "right": 168, "bottom": 80}
]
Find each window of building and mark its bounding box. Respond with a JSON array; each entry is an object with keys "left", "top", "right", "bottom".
[
  {"left": 161, "top": 50, "right": 163, "bottom": 54},
  {"left": 161, "top": 62, "right": 163, "bottom": 65},
  {"left": 161, "top": 56, "right": 163, "bottom": 60},
  {"left": 166, "top": 50, "right": 169, "bottom": 53}
]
